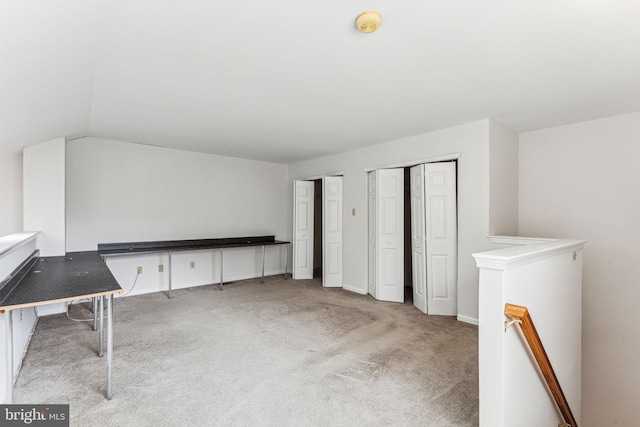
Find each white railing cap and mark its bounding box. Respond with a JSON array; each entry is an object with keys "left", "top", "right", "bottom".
[
  {"left": 473, "top": 237, "right": 586, "bottom": 271},
  {"left": 0, "top": 231, "right": 40, "bottom": 257}
]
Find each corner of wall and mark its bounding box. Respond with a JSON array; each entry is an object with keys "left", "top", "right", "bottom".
[
  {"left": 0, "top": 150, "right": 24, "bottom": 237},
  {"left": 23, "top": 138, "right": 66, "bottom": 256},
  {"left": 488, "top": 121, "right": 519, "bottom": 235}
]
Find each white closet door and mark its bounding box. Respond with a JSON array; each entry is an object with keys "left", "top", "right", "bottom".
[
  {"left": 370, "top": 169, "right": 405, "bottom": 303},
  {"left": 410, "top": 164, "right": 428, "bottom": 313},
  {"left": 293, "top": 181, "right": 314, "bottom": 279},
  {"left": 425, "top": 162, "right": 457, "bottom": 315},
  {"left": 367, "top": 172, "right": 377, "bottom": 298},
  {"left": 323, "top": 176, "right": 343, "bottom": 287}
]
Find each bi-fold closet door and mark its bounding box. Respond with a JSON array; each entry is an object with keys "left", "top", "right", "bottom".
[
  {"left": 292, "top": 177, "right": 343, "bottom": 287},
  {"left": 367, "top": 169, "right": 405, "bottom": 303},
  {"left": 369, "top": 163, "right": 457, "bottom": 316}
]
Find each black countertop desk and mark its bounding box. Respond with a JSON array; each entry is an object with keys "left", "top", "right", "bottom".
[
  {"left": 98, "top": 236, "right": 290, "bottom": 298},
  {"left": 0, "top": 251, "right": 122, "bottom": 400}
]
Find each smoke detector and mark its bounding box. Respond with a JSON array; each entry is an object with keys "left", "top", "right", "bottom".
[{"left": 356, "top": 10, "right": 381, "bottom": 34}]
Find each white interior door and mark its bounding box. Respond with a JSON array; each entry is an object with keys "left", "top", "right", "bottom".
[
  {"left": 369, "top": 169, "right": 404, "bottom": 303},
  {"left": 367, "top": 172, "right": 377, "bottom": 298},
  {"left": 322, "top": 176, "right": 343, "bottom": 287},
  {"left": 293, "top": 180, "right": 314, "bottom": 279},
  {"left": 425, "top": 162, "right": 457, "bottom": 315},
  {"left": 410, "top": 164, "right": 428, "bottom": 313}
]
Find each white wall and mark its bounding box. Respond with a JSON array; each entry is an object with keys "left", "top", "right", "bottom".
[
  {"left": 66, "top": 137, "right": 290, "bottom": 250},
  {"left": 0, "top": 151, "right": 23, "bottom": 238},
  {"left": 519, "top": 111, "right": 640, "bottom": 426},
  {"left": 289, "top": 119, "right": 509, "bottom": 323},
  {"left": 23, "top": 138, "right": 66, "bottom": 256},
  {"left": 65, "top": 137, "right": 290, "bottom": 296},
  {"left": 489, "top": 121, "right": 518, "bottom": 235}
]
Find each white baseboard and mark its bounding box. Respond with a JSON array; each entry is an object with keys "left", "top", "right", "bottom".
[
  {"left": 343, "top": 285, "right": 367, "bottom": 295},
  {"left": 457, "top": 314, "right": 479, "bottom": 325}
]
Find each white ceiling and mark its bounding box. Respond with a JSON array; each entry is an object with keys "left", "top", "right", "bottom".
[{"left": 2, "top": 1, "right": 640, "bottom": 163}]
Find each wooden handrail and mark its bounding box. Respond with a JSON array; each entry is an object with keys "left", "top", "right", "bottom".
[{"left": 504, "top": 303, "right": 578, "bottom": 427}]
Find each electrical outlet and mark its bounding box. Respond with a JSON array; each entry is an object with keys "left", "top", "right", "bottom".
[
  {"left": 137, "top": 266, "right": 143, "bottom": 274},
  {"left": 158, "top": 264, "right": 164, "bottom": 272},
  {"left": 190, "top": 261, "right": 195, "bottom": 269}
]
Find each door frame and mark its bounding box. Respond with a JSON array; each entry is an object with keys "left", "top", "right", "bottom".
[{"left": 363, "top": 153, "right": 461, "bottom": 173}]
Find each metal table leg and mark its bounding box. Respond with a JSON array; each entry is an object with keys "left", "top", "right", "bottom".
[
  {"left": 92, "top": 296, "right": 98, "bottom": 331},
  {"left": 7, "top": 310, "right": 14, "bottom": 403},
  {"left": 261, "top": 245, "right": 266, "bottom": 283},
  {"left": 106, "top": 293, "right": 113, "bottom": 400},
  {"left": 98, "top": 295, "right": 104, "bottom": 357},
  {"left": 168, "top": 252, "right": 173, "bottom": 299},
  {"left": 284, "top": 243, "right": 289, "bottom": 280},
  {"left": 219, "top": 248, "right": 224, "bottom": 290}
]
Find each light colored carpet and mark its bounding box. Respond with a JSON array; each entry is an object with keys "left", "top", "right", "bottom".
[{"left": 14, "top": 277, "right": 478, "bottom": 426}]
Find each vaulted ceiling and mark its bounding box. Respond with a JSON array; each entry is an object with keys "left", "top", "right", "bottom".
[{"left": 2, "top": 1, "right": 640, "bottom": 163}]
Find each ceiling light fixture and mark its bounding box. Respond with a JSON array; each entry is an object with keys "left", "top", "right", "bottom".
[{"left": 356, "top": 10, "right": 381, "bottom": 34}]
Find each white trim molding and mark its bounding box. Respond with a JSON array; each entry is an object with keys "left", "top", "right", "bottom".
[
  {"left": 457, "top": 314, "right": 478, "bottom": 325},
  {"left": 363, "top": 152, "right": 461, "bottom": 172},
  {"left": 343, "top": 285, "right": 367, "bottom": 295}
]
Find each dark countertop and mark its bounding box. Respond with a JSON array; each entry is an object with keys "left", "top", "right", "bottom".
[
  {"left": 98, "top": 235, "right": 290, "bottom": 257},
  {"left": 0, "top": 251, "right": 122, "bottom": 312}
]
